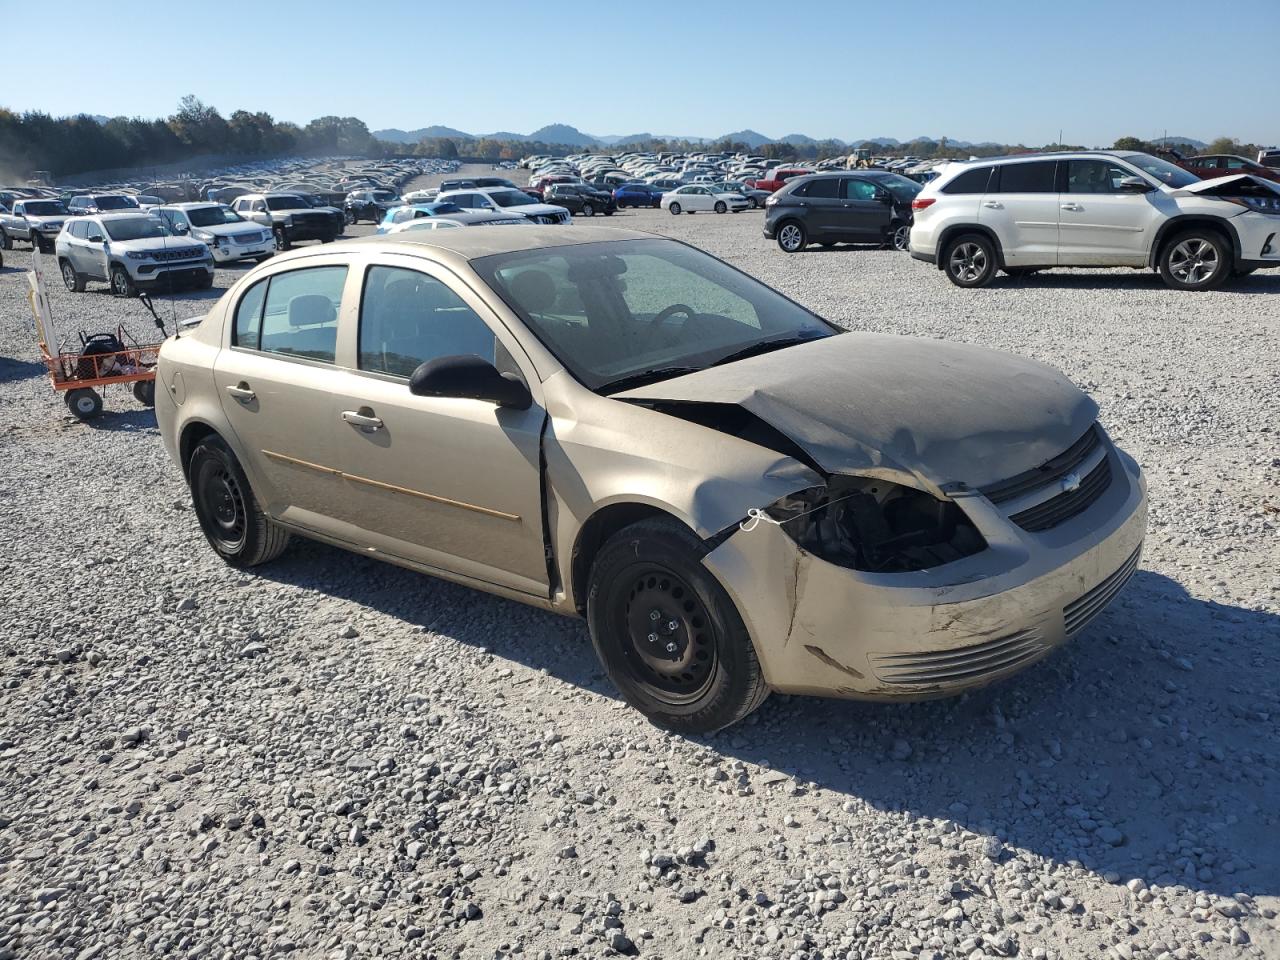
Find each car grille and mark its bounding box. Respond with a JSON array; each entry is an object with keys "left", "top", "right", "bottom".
[
  {"left": 1064, "top": 546, "right": 1141, "bottom": 636},
  {"left": 869, "top": 628, "right": 1045, "bottom": 685},
  {"left": 1008, "top": 457, "right": 1112, "bottom": 532},
  {"left": 154, "top": 247, "right": 203, "bottom": 262},
  {"left": 230, "top": 231, "right": 264, "bottom": 244},
  {"left": 980, "top": 424, "right": 1113, "bottom": 532}
]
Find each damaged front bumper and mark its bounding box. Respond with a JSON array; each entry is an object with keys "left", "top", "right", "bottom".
[{"left": 701, "top": 446, "right": 1147, "bottom": 699}]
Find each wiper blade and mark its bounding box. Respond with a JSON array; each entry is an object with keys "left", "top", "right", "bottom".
[
  {"left": 598, "top": 366, "right": 702, "bottom": 394},
  {"left": 709, "top": 334, "right": 822, "bottom": 368}
]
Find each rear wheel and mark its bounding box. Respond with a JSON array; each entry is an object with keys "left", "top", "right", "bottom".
[
  {"left": 943, "top": 233, "right": 997, "bottom": 287},
  {"left": 748, "top": 197, "right": 759, "bottom": 209},
  {"left": 669, "top": 202, "right": 682, "bottom": 215},
  {"left": 0, "top": 228, "right": 10, "bottom": 250},
  {"left": 132, "top": 380, "right": 156, "bottom": 406},
  {"left": 274, "top": 227, "right": 291, "bottom": 251},
  {"left": 587, "top": 518, "right": 769, "bottom": 733},
  {"left": 777, "top": 221, "right": 806, "bottom": 253},
  {"left": 582, "top": 203, "right": 595, "bottom": 217},
  {"left": 344, "top": 208, "right": 356, "bottom": 225},
  {"left": 189, "top": 435, "right": 290, "bottom": 568},
  {"left": 64, "top": 388, "right": 102, "bottom": 421},
  {"left": 1158, "top": 230, "right": 1229, "bottom": 291},
  {"left": 889, "top": 222, "right": 911, "bottom": 251},
  {"left": 714, "top": 200, "right": 727, "bottom": 214},
  {"left": 60, "top": 259, "right": 86, "bottom": 292}
]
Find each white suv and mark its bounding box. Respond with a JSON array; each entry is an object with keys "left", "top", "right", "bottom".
[{"left": 909, "top": 151, "right": 1280, "bottom": 291}]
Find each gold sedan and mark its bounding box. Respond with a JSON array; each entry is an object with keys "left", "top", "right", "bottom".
[{"left": 156, "top": 226, "right": 1146, "bottom": 732}]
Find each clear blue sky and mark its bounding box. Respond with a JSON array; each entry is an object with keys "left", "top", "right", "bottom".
[{"left": 3, "top": 0, "right": 1276, "bottom": 147}]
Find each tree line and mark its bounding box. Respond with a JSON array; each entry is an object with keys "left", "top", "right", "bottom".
[{"left": 0, "top": 96, "right": 380, "bottom": 179}]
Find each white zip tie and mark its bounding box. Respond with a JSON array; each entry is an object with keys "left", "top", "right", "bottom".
[{"left": 739, "top": 492, "right": 864, "bottom": 532}]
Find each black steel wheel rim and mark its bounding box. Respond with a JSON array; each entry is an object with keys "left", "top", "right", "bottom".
[
  {"left": 617, "top": 564, "right": 717, "bottom": 704},
  {"left": 197, "top": 462, "right": 247, "bottom": 551}
]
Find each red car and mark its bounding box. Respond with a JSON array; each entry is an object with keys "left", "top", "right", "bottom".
[
  {"left": 746, "top": 167, "right": 815, "bottom": 193},
  {"left": 1180, "top": 154, "right": 1280, "bottom": 185}
]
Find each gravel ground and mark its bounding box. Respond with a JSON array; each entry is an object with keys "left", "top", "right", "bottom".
[{"left": 1, "top": 165, "right": 1278, "bottom": 960}]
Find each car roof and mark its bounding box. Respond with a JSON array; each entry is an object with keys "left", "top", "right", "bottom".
[
  {"left": 73, "top": 212, "right": 158, "bottom": 221},
  {"left": 331, "top": 224, "right": 653, "bottom": 262}
]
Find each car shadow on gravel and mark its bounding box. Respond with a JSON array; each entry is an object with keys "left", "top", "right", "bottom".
[
  {"left": 252, "top": 538, "right": 1278, "bottom": 901},
  {"left": 996, "top": 271, "right": 1280, "bottom": 294},
  {"left": 710, "top": 569, "right": 1280, "bottom": 901}
]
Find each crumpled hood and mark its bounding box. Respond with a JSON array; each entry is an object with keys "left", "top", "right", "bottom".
[
  {"left": 617, "top": 332, "right": 1098, "bottom": 493},
  {"left": 1176, "top": 173, "right": 1280, "bottom": 195}
]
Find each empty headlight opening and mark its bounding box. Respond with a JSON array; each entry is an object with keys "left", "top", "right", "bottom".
[{"left": 767, "top": 476, "right": 986, "bottom": 573}]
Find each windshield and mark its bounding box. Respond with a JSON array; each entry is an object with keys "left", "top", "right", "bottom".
[
  {"left": 103, "top": 217, "right": 169, "bottom": 242},
  {"left": 489, "top": 190, "right": 534, "bottom": 208},
  {"left": 1120, "top": 152, "right": 1199, "bottom": 188},
  {"left": 878, "top": 173, "right": 923, "bottom": 201},
  {"left": 427, "top": 201, "right": 463, "bottom": 213},
  {"left": 24, "top": 200, "right": 68, "bottom": 215},
  {"left": 372, "top": 191, "right": 397, "bottom": 201},
  {"left": 187, "top": 205, "right": 242, "bottom": 227},
  {"left": 474, "top": 238, "right": 835, "bottom": 392},
  {"left": 96, "top": 195, "right": 139, "bottom": 210},
  {"left": 266, "top": 195, "right": 307, "bottom": 211}
]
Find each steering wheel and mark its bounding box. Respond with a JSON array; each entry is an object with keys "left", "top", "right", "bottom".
[{"left": 646, "top": 303, "right": 696, "bottom": 344}]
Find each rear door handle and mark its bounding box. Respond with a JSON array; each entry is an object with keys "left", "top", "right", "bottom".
[
  {"left": 1061, "top": 203, "right": 1082, "bottom": 211},
  {"left": 225, "top": 383, "right": 255, "bottom": 402},
  {"left": 342, "top": 409, "right": 384, "bottom": 431},
  {"left": 982, "top": 201, "right": 1002, "bottom": 209}
]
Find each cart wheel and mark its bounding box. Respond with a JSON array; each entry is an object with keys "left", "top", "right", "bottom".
[
  {"left": 65, "top": 388, "right": 103, "bottom": 421},
  {"left": 133, "top": 380, "right": 156, "bottom": 406}
]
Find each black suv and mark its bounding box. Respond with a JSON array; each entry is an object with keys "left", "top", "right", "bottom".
[
  {"left": 345, "top": 189, "right": 402, "bottom": 225},
  {"left": 544, "top": 183, "right": 616, "bottom": 217},
  {"left": 763, "top": 172, "right": 921, "bottom": 253}
]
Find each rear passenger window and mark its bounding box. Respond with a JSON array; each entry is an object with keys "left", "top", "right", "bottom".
[
  {"left": 234, "top": 266, "right": 347, "bottom": 362},
  {"left": 994, "top": 161, "right": 1057, "bottom": 193},
  {"left": 798, "top": 178, "right": 839, "bottom": 199},
  {"left": 942, "top": 166, "right": 994, "bottom": 194},
  {"left": 358, "top": 266, "right": 495, "bottom": 378}
]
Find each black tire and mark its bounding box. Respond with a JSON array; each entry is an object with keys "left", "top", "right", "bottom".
[
  {"left": 109, "top": 263, "right": 137, "bottom": 298},
  {"left": 943, "top": 233, "right": 997, "bottom": 288},
  {"left": 132, "top": 380, "right": 156, "bottom": 406},
  {"left": 776, "top": 220, "right": 806, "bottom": 253},
  {"left": 60, "top": 259, "right": 86, "bottom": 292},
  {"left": 582, "top": 203, "right": 595, "bottom": 217},
  {"left": 714, "top": 201, "right": 727, "bottom": 214},
  {"left": 1157, "top": 229, "right": 1230, "bottom": 291},
  {"left": 669, "top": 202, "right": 681, "bottom": 215},
  {"left": 274, "top": 228, "right": 291, "bottom": 251},
  {"left": 197, "top": 273, "right": 214, "bottom": 289},
  {"left": 604, "top": 209, "right": 614, "bottom": 217},
  {"left": 344, "top": 208, "right": 357, "bottom": 225},
  {"left": 748, "top": 197, "right": 759, "bottom": 209},
  {"left": 189, "top": 435, "right": 290, "bottom": 568},
  {"left": 64, "top": 388, "right": 102, "bottom": 421},
  {"left": 586, "top": 518, "right": 769, "bottom": 733},
  {"left": 0, "top": 228, "right": 10, "bottom": 250}
]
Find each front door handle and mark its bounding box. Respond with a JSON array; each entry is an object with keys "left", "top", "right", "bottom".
[
  {"left": 342, "top": 409, "right": 384, "bottom": 431},
  {"left": 225, "top": 383, "right": 255, "bottom": 402},
  {"left": 982, "top": 201, "right": 1002, "bottom": 209},
  {"left": 1061, "top": 203, "right": 1082, "bottom": 211}
]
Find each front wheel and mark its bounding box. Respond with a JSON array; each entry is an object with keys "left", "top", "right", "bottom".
[
  {"left": 748, "top": 197, "right": 759, "bottom": 209},
  {"left": 109, "top": 263, "right": 137, "bottom": 298},
  {"left": 274, "top": 228, "right": 291, "bottom": 251},
  {"left": 582, "top": 203, "right": 594, "bottom": 217},
  {"left": 669, "top": 202, "right": 681, "bottom": 215},
  {"left": 189, "top": 435, "right": 291, "bottom": 568},
  {"left": 776, "top": 221, "right": 806, "bottom": 253},
  {"left": 344, "top": 208, "right": 356, "bottom": 225},
  {"left": 586, "top": 518, "right": 769, "bottom": 733},
  {"left": 1158, "top": 230, "right": 1229, "bottom": 291},
  {"left": 65, "top": 388, "right": 102, "bottom": 421},
  {"left": 943, "top": 233, "right": 997, "bottom": 287},
  {"left": 0, "top": 228, "right": 11, "bottom": 251},
  {"left": 714, "top": 201, "right": 727, "bottom": 214}
]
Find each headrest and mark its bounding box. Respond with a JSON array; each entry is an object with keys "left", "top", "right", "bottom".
[
  {"left": 508, "top": 270, "right": 557, "bottom": 314},
  {"left": 288, "top": 294, "right": 336, "bottom": 327}
]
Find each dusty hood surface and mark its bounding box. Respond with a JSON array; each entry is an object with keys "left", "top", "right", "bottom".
[{"left": 617, "top": 332, "right": 1098, "bottom": 492}]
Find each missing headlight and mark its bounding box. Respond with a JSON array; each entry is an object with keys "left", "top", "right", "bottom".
[{"left": 762, "top": 476, "right": 986, "bottom": 573}]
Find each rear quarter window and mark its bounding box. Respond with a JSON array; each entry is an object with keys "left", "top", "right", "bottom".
[{"left": 941, "top": 166, "right": 994, "bottom": 194}]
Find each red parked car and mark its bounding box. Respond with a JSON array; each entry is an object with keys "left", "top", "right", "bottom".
[
  {"left": 746, "top": 167, "right": 815, "bottom": 193},
  {"left": 1179, "top": 154, "right": 1280, "bottom": 185}
]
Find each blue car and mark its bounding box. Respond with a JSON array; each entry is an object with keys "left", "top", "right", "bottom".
[
  {"left": 376, "top": 201, "right": 467, "bottom": 234},
  {"left": 612, "top": 183, "right": 664, "bottom": 209}
]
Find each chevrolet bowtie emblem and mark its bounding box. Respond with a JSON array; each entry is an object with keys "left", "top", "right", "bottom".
[{"left": 1061, "top": 472, "right": 1082, "bottom": 494}]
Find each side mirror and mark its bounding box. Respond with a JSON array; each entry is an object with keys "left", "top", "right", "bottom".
[
  {"left": 877, "top": 191, "right": 894, "bottom": 203},
  {"left": 173, "top": 223, "right": 190, "bottom": 235},
  {"left": 1118, "top": 176, "right": 1151, "bottom": 193},
  {"left": 409, "top": 355, "right": 532, "bottom": 410},
  {"left": 87, "top": 232, "right": 104, "bottom": 243}
]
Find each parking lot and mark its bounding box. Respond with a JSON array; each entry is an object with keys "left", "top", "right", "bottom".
[{"left": 1, "top": 165, "right": 1278, "bottom": 959}]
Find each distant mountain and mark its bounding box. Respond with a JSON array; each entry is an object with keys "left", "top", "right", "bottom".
[
  {"left": 779, "top": 133, "right": 818, "bottom": 146},
  {"left": 375, "top": 125, "right": 471, "bottom": 143},
  {"left": 716, "top": 129, "right": 773, "bottom": 148},
  {"left": 526, "top": 124, "right": 597, "bottom": 147},
  {"left": 1153, "top": 135, "right": 1206, "bottom": 149}
]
